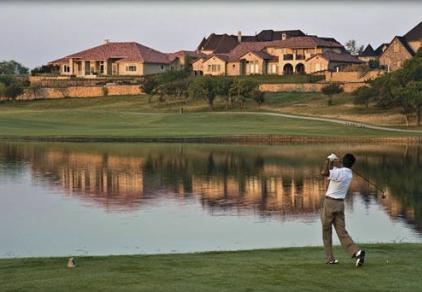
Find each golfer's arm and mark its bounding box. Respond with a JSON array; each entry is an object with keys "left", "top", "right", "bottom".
[{"left": 320, "top": 160, "right": 334, "bottom": 177}]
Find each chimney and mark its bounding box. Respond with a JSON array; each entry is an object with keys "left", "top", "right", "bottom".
[
  {"left": 237, "top": 31, "right": 242, "bottom": 43},
  {"left": 104, "top": 39, "right": 110, "bottom": 44}
]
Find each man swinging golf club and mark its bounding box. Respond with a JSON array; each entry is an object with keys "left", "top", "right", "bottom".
[{"left": 320, "top": 153, "right": 365, "bottom": 267}]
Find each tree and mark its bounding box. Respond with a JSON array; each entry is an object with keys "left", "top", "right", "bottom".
[
  {"left": 251, "top": 89, "right": 265, "bottom": 108},
  {"left": 321, "top": 83, "right": 343, "bottom": 106},
  {"left": 345, "top": 40, "right": 364, "bottom": 56},
  {"left": 229, "top": 79, "right": 258, "bottom": 108},
  {"left": 188, "top": 77, "right": 216, "bottom": 110},
  {"left": 213, "top": 77, "right": 233, "bottom": 109},
  {"left": 393, "top": 81, "right": 422, "bottom": 126},
  {"left": 352, "top": 86, "right": 378, "bottom": 108},
  {"left": 0, "top": 60, "right": 29, "bottom": 75}
]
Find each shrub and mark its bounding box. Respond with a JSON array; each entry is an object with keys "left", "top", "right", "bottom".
[
  {"left": 140, "top": 76, "right": 157, "bottom": 94},
  {"left": 321, "top": 83, "right": 343, "bottom": 106},
  {"left": 0, "top": 82, "right": 6, "bottom": 97},
  {"left": 4, "top": 83, "right": 24, "bottom": 99},
  {"left": 368, "top": 59, "right": 380, "bottom": 69},
  {"left": 31, "top": 64, "right": 60, "bottom": 76},
  {"left": 102, "top": 86, "right": 109, "bottom": 96}
]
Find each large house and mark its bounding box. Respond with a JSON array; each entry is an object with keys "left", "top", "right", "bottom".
[
  {"left": 49, "top": 40, "right": 198, "bottom": 77},
  {"left": 361, "top": 21, "right": 422, "bottom": 71},
  {"left": 193, "top": 31, "right": 361, "bottom": 76}
]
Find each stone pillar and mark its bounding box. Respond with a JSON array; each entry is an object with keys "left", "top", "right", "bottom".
[
  {"left": 69, "top": 58, "right": 73, "bottom": 75},
  {"left": 81, "top": 61, "right": 85, "bottom": 76},
  {"left": 103, "top": 61, "right": 108, "bottom": 76}
]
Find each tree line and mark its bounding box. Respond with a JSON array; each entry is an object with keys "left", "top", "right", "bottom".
[{"left": 140, "top": 71, "right": 264, "bottom": 110}]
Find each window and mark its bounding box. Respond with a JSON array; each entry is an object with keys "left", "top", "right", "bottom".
[
  {"left": 161, "top": 65, "right": 164, "bottom": 70},
  {"left": 63, "top": 65, "right": 70, "bottom": 73},
  {"left": 249, "top": 61, "right": 259, "bottom": 74},
  {"left": 126, "top": 65, "right": 137, "bottom": 72},
  {"left": 99, "top": 61, "right": 105, "bottom": 74},
  {"left": 208, "top": 65, "right": 212, "bottom": 72},
  {"left": 393, "top": 42, "right": 399, "bottom": 53}
]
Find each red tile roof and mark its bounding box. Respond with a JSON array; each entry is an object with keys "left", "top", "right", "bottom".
[{"left": 50, "top": 42, "right": 173, "bottom": 64}]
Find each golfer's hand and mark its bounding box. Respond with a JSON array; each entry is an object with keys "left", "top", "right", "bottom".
[{"left": 327, "top": 153, "right": 338, "bottom": 161}]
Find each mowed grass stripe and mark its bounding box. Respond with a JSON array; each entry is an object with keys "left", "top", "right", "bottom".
[
  {"left": 1, "top": 244, "right": 421, "bottom": 292},
  {"left": 0, "top": 96, "right": 417, "bottom": 137}
]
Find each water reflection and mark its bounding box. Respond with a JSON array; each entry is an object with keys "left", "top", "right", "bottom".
[{"left": 0, "top": 142, "right": 420, "bottom": 233}]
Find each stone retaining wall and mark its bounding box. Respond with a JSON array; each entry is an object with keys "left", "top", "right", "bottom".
[
  {"left": 0, "top": 84, "right": 143, "bottom": 101},
  {"left": 260, "top": 82, "right": 368, "bottom": 93}
]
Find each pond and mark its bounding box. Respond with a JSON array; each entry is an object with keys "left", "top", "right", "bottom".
[{"left": 0, "top": 142, "right": 421, "bottom": 258}]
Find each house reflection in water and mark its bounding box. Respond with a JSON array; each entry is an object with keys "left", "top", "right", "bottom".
[
  {"left": 30, "top": 150, "right": 145, "bottom": 211},
  {"left": 0, "top": 142, "right": 420, "bottom": 232}
]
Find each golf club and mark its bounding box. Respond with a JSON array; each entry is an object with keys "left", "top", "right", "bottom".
[{"left": 351, "top": 169, "right": 386, "bottom": 199}]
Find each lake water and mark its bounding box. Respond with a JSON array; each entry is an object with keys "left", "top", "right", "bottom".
[{"left": 0, "top": 142, "right": 421, "bottom": 258}]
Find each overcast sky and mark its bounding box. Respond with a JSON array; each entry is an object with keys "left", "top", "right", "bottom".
[{"left": 1, "top": 1, "right": 421, "bottom": 68}]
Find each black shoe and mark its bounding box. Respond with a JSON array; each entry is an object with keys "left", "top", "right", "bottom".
[
  {"left": 327, "top": 259, "right": 339, "bottom": 264},
  {"left": 355, "top": 250, "right": 365, "bottom": 267}
]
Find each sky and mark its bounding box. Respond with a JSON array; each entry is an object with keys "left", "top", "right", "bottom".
[{"left": 0, "top": 1, "right": 421, "bottom": 68}]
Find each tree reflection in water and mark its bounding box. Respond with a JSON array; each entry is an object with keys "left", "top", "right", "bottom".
[{"left": 0, "top": 142, "right": 420, "bottom": 233}]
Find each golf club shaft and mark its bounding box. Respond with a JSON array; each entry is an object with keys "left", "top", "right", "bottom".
[{"left": 351, "top": 169, "right": 385, "bottom": 194}]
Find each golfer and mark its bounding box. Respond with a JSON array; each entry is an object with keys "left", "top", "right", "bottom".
[{"left": 320, "top": 153, "right": 365, "bottom": 267}]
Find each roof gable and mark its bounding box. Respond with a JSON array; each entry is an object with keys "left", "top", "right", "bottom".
[
  {"left": 360, "top": 44, "right": 377, "bottom": 57},
  {"left": 374, "top": 43, "right": 389, "bottom": 55},
  {"left": 404, "top": 21, "right": 422, "bottom": 41},
  {"left": 383, "top": 36, "right": 416, "bottom": 57}
]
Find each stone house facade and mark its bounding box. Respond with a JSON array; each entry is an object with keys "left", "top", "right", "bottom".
[
  {"left": 379, "top": 37, "right": 415, "bottom": 71},
  {"left": 379, "top": 21, "right": 422, "bottom": 71},
  {"left": 192, "top": 35, "right": 361, "bottom": 76},
  {"left": 50, "top": 41, "right": 199, "bottom": 77}
]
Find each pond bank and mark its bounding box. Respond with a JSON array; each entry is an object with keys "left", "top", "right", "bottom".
[
  {"left": 1, "top": 134, "right": 422, "bottom": 144},
  {"left": 1, "top": 243, "right": 421, "bottom": 292}
]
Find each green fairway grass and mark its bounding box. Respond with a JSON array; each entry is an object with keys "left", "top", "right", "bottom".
[
  {"left": 1, "top": 244, "right": 421, "bottom": 292},
  {"left": 0, "top": 95, "right": 418, "bottom": 139}
]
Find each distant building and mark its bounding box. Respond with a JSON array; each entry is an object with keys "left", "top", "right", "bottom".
[
  {"left": 49, "top": 40, "right": 199, "bottom": 77},
  {"left": 193, "top": 31, "right": 361, "bottom": 76},
  {"left": 197, "top": 30, "right": 306, "bottom": 55},
  {"left": 379, "top": 21, "right": 422, "bottom": 71},
  {"left": 358, "top": 44, "right": 378, "bottom": 63}
]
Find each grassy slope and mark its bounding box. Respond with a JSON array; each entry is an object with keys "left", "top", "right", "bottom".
[
  {"left": 1, "top": 244, "right": 421, "bottom": 292},
  {"left": 263, "top": 92, "right": 408, "bottom": 128},
  {"left": 0, "top": 95, "right": 417, "bottom": 138}
]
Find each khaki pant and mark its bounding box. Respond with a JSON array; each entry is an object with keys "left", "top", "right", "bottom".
[{"left": 321, "top": 198, "right": 359, "bottom": 261}]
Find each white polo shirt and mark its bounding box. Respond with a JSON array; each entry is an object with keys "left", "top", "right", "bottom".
[{"left": 326, "top": 167, "right": 353, "bottom": 199}]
